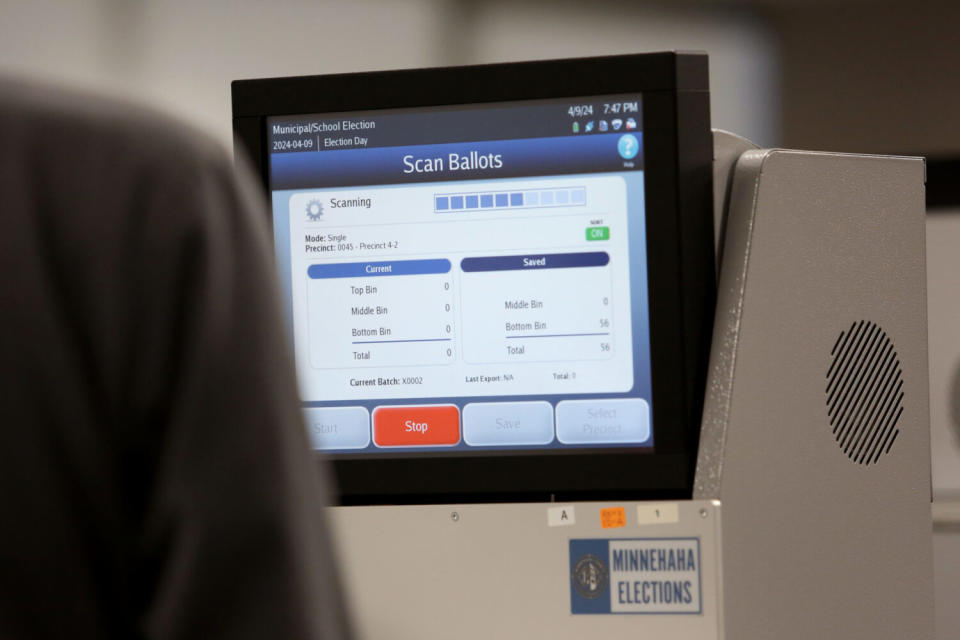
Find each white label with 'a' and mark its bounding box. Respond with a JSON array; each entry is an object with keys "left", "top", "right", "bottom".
[{"left": 547, "top": 505, "right": 576, "bottom": 526}]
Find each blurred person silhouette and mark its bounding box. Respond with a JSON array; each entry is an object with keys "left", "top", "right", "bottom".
[{"left": 0, "top": 79, "right": 352, "bottom": 640}]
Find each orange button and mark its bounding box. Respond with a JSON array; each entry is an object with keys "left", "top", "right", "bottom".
[{"left": 373, "top": 405, "right": 461, "bottom": 447}]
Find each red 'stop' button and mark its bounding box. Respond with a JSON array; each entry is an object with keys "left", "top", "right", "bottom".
[{"left": 373, "top": 405, "right": 460, "bottom": 447}]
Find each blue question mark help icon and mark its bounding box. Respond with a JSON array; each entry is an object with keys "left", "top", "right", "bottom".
[{"left": 617, "top": 134, "right": 639, "bottom": 160}]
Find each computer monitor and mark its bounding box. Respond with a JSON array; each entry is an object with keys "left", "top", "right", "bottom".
[{"left": 232, "top": 53, "right": 715, "bottom": 503}]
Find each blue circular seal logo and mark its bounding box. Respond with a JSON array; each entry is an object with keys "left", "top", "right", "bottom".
[
  {"left": 617, "top": 133, "right": 639, "bottom": 160},
  {"left": 572, "top": 554, "right": 608, "bottom": 599}
]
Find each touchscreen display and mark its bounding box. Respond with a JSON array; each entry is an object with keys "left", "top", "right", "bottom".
[{"left": 267, "top": 95, "right": 652, "bottom": 454}]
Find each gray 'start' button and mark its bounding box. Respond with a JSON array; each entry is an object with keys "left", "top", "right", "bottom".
[
  {"left": 303, "top": 406, "right": 370, "bottom": 450},
  {"left": 463, "top": 401, "right": 554, "bottom": 446},
  {"left": 555, "top": 398, "right": 650, "bottom": 445}
]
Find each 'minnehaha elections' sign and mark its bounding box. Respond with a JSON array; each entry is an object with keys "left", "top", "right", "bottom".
[{"left": 569, "top": 538, "right": 701, "bottom": 614}]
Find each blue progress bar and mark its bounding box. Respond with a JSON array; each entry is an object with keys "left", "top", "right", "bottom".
[{"left": 435, "top": 187, "right": 586, "bottom": 213}]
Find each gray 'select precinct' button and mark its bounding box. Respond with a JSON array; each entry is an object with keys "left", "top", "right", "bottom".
[
  {"left": 555, "top": 398, "right": 650, "bottom": 445},
  {"left": 463, "top": 401, "right": 554, "bottom": 446},
  {"left": 303, "top": 406, "right": 370, "bottom": 450}
]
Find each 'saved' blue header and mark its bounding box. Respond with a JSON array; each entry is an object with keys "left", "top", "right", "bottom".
[
  {"left": 461, "top": 252, "right": 609, "bottom": 273},
  {"left": 270, "top": 133, "right": 644, "bottom": 190}
]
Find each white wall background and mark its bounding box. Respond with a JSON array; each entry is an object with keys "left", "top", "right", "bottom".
[
  {"left": 0, "top": 0, "right": 779, "bottom": 150},
  {"left": 928, "top": 212, "right": 960, "bottom": 497},
  {"left": 927, "top": 210, "right": 960, "bottom": 639}
]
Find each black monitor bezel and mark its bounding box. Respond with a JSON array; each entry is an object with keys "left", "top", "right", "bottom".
[{"left": 232, "top": 52, "right": 715, "bottom": 505}]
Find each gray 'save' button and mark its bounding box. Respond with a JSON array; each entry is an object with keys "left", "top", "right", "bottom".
[{"left": 463, "top": 401, "right": 554, "bottom": 446}]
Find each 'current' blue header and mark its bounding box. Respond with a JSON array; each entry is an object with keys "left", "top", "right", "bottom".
[{"left": 270, "top": 133, "right": 643, "bottom": 190}]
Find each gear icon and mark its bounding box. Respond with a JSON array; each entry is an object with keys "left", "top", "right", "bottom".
[{"left": 305, "top": 199, "right": 324, "bottom": 221}]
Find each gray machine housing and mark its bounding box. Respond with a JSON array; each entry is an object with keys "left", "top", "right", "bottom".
[{"left": 328, "top": 133, "right": 933, "bottom": 639}]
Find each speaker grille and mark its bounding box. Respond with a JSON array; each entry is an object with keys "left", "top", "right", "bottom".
[{"left": 826, "top": 321, "right": 903, "bottom": 464}]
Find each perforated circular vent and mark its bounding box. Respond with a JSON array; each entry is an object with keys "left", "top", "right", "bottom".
[{"left": 826, "top": 320, "right": 903, "bottom": 464}]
